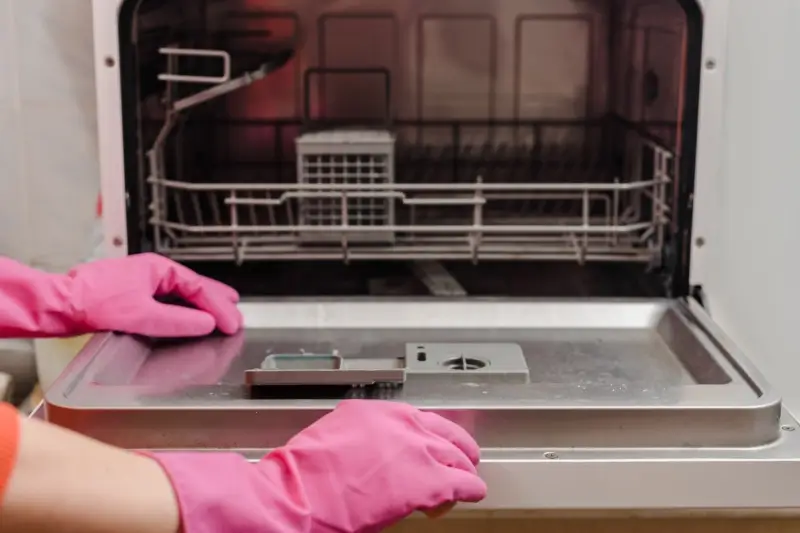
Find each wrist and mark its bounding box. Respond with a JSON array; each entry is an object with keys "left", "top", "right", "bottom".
[
  {"left": 0, "top": 258, "right": 83, "bottom": 337},
  {"left": 44, "top": 271, "right": 88, "bottom": 335},
  {"left": 147, "top": 452, "right": 307, "bottom": 533},
  {"left": 2, "top": 417, "right": 180, "bottom": 533}
]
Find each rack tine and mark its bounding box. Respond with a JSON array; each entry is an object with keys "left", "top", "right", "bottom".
[
  {"left": 191, "top": 192, "right": 202, "bottom": 226},
  {"left": 148, "top": 112, "right": 674, "bottom": 264},
  {"left": 209, "top": 191, "right": 222, "bottom": 226}
]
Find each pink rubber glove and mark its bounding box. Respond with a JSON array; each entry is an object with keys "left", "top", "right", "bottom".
[
  {"left": 0, "top": 253, "right": 243, "bottom": 338},
  {"left": 149, "top": 400, "right": 487, "bottom": 533}
]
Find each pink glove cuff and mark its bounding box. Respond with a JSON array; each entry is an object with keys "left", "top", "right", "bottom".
[
  {"left": 143, "top": 452, "right": 307, "bottom": 533},
  {"left": 139, "top": 401, "right": 486, "bottom": 533},
  {"left": 0, "top": 257, "right": 83, "bottom": 338}
]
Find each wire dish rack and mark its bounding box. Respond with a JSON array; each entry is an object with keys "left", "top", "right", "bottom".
[
  {"left": 138, "top": 3, "right": 678, "bottom": 266},
  {"left": 146, "top": 115, "right": 673, "bottom": 264}
]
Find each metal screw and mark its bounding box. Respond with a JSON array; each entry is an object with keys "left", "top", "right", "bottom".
[
  {"left": 112, "top": 236, "right": 124, "bottom": 247},
  {"left": 782, "top": 425, "right": 796, "bottom": 432},
  {"left": 695, "top": 237, "right": 706, "bottom": 247},
  {"left": 705, "top": 58, "right": 717, "bottom": 70},
  {"left": 543, "top": 452, "right": 559, "bottom": 460},
  {"left": 105, "top": 56, "right": 116, "bottom": 68}
]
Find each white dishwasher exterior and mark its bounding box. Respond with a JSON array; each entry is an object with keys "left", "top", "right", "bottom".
[
  {"left": 689, "top": 0, "right": 800, "bottom": 424},
  {"left": 3, "top": 0, "right": 800, "bottom": 511}
]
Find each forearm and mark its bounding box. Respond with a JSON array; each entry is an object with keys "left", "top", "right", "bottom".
[
  {"left": 1, "top": 412, "right": 180, "bottom": 533},
  {"left": 0, "top": 257, "right": 79, "bottom": 338}
]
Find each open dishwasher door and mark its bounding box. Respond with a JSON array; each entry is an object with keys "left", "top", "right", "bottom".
[
  {"left": 77, "top": 0, "right": 800, "bottom": 513},
  {"left": 43, "top": 297, "right": 800, "bottom": 511}
]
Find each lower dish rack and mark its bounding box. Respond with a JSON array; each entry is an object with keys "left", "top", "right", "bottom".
[{"left": 146, "top": 116, "right": 674, "bottom": 265}]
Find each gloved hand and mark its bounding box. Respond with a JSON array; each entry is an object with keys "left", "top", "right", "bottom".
[
  {"left": 0, "top": 253, "right": 243, "bottom": 338},
  {"left": 148, "top": 400, "right": 487, "bottom": 533}
]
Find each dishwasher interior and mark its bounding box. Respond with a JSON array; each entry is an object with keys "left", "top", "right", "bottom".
[
  {"left": 122, "top": 0, "right": 700, "bottom": 298},
  {"left": 44, "top": 0, "right": 787, "bottom": 457}
]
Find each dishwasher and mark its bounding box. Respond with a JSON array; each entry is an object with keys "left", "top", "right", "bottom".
[{"left": 35, "top": 0, "right": 800, "bottom": 512}]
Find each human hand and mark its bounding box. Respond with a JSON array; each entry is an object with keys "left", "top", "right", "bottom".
[
  {"left": 263, "top": 399, "right": 487, "bottom": 531},
  {"left": 67, "top": 253, "right": 243, "bottom": 337},
  {"left": 149, "top": 400, "right": 487, "bottom": 533}
]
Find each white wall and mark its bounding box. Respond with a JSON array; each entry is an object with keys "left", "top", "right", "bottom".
[{"left": 0, "top": 0, "right": 98, "bottom": 272}]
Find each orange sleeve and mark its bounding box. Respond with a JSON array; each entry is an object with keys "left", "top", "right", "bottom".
[{"left": 0, "top": 403, "right": 20, "bottom": 504}]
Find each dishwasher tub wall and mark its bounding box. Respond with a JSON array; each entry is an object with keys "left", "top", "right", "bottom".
[{"left": 111, "top": 0, "right": 701, "bottom": 298}]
